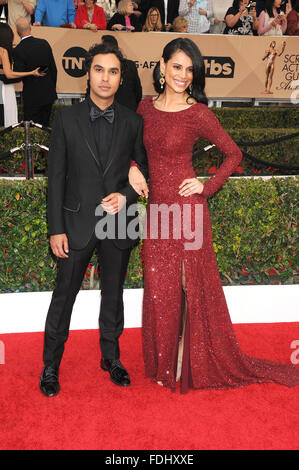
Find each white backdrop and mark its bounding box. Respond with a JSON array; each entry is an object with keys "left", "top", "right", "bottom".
[{"left": 1, "top": 285, "right": 299, "bottom": 334}]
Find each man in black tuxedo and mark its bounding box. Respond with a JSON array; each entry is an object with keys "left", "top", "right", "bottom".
[
  {"left": 13, "top": 17, "right": 57, "bottom": 127},
  {"left": 40, "top": 42, "right": 148, "bottom": 397},
  {"left": 101, "top": 34, "right": 142, "bottom": 111},
  {"left": 140, "top": 0, "right": 179, "bottom": 27}
]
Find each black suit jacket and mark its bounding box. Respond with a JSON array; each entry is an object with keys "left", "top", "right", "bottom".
[
  {"left": 47, "top": 99, "right": 148, "bottom": 251},
  {"left": 13, "top": 36, "right": 57, "bottom": 107},
  {"left": 115, "top": 59, "right": 142, "bottom": 111},
  {"left": 140, "top": 0, "right": 179, "bottom": 24}
]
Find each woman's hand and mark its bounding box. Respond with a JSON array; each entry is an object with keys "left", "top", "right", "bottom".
[
  {"left": 280, "top": 13, "right": 287, "bottom": 23},
  {"left": 198, "top": 8, "right": 207, "bottom": 16},
  {"left": 179, "top": 178, "right": 204, "bottom": 197},
  {"left": 250, "top": 7, "right": 257, "bottom": 19},
  {"left": 129, "top": 166, "right": 149, "bottom": 198},
  {"left": 32, "top": 67, "right": 46, "bottom": 77},
  {"left": 112, "top": 24, "right": 125, "bottom": 30},
  {"left": 239, "top": 5, "right": 248, "bottom": 16},
  {"left": 84, "top": 22, "right": 97, "bottom": 31}
]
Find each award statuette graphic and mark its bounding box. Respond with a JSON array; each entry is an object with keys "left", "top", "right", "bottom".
[{"left": 262, "top": 40, "right": 286, "bottom": 94}]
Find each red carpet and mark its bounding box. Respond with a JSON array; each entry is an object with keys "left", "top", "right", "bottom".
[{"left": 1, "top": 323, "right": 299, "bottom": 450}]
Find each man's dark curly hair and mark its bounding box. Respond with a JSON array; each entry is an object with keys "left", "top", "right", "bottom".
[{"left": 84, "top": 42, "right": 126, "bottom": 78}]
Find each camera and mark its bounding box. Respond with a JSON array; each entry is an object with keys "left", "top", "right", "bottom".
[
  {"left": 279, "top": 0, "right": 287, "bottom": 13},
  {"left": 247, "top": 1, "right": 256, "bottom": 9}
]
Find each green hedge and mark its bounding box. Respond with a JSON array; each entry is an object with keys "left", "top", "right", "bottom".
[
  {"left": 0, "top": 177, "right": 298, "bottom": 293},
  {"left": 211, "top": 107, "right": 299, "bottom": 129}
]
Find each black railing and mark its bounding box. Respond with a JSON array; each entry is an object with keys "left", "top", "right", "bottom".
[
  {"left": 192, "top": 131, "right": 299, "bottom": 172},
  {"left": 0, "top": 121, "right": 50, "bottom": 179}
]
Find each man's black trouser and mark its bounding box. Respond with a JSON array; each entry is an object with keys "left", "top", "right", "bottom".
[{"left": 43, "top": 233, "right": 131, "bottom": 370}]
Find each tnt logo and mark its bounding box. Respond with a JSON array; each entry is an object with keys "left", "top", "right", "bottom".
[{"left": 62, "top": 47, "right": 87, "bottom": 77}]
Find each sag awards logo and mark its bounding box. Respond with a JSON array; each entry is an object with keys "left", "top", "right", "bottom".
[
  {"left": 261, "top": 40, "right": 299, "bottom": 101},
  {"left": 62, "top": 47, "right": 87, "bottom": 77},
  {"left": 135, "top": 57, "right": 235, "bottom": 78}
]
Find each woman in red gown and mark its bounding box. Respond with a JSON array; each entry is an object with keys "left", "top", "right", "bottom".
[{"left": 130, "top": 38, "right": 299, "bottom": 393}]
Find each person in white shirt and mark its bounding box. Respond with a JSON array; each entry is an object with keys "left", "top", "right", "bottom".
[
  {"left": 179, "top": 0, "right": 214, "bottom": 33},
  {"left": 0, "top": 0, "right": 37, "bottom": 26},
  {"left": 209, "top": 0, "right": 232, "bottom": 33},
  {"left": 96, "top": 0, "right": 117, "bottom": 20}
]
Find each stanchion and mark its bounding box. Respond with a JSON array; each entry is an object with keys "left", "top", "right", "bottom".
[{"left": 24, "top": 121, "right": 34, "bottom": 180}]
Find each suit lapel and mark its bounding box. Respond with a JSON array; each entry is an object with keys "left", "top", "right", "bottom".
[
  {"left": 76, "top": 100, "right": 103, "bottom": 173},
  {"left": 103, "top": 101, "right": 127, "bottom": 177},
  {"left": 76, "top": 100, "right": 127, "bottom": 177}
]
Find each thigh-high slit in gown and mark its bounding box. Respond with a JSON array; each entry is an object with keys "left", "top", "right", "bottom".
[{"left": 137, "top": 96, "right": 299, "bottom": 393}]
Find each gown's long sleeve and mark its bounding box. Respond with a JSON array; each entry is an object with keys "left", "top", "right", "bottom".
[{"left": 198, "top": 106, "right": 243, "bottom": 198}]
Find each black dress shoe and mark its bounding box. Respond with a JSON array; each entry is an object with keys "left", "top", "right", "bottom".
[
  {"left": 40, "top": 366, "right": 60, "bottom": 397},
  {"left": 101, "top": 359, "right": 131, "bottom": 387}
]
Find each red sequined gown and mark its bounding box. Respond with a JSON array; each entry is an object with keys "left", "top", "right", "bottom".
[{"left": 137, "top": 96, "right": 299, "bottom": 393}]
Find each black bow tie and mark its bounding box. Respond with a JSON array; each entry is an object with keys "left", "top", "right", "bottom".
[{"left": 90, "top": 106, "right": 114, "bottom": 124}]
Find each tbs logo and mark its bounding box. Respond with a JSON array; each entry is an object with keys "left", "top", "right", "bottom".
[{"left": 204, "top": 56, "right": 235, "bottom": 78}]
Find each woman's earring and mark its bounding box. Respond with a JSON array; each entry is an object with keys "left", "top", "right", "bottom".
[
  {"left": 159, "top": 70, "right": 165, "bottom": 90},
  {"left": 188, "top": 83, "right": 193, "bottom": 94}
]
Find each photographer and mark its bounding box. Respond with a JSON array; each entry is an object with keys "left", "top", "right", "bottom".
[
  {"left": 258, "top": 0, "right": 287, "bottom": 35},
  {"left": 224, "top": 0, "right": 259, "bottom": 35}
]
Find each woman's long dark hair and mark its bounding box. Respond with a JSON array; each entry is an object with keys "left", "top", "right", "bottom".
[
  {"left": 0, "top": 23, "right": 14, "bottom": 64},
  {"left": 153, "top": 38, "right": 208, "bottom": 105},
  {"left": 232, "top": 0, "right": 242, "bottom": 9},
  {"left": 293, "top": 0, "right": 299, "bottom": 11},
  {"left": 265, "top": 0, "right": 282, "bottom": 17}
]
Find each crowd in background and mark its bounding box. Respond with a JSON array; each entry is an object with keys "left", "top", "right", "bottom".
[
  {"left": 0, "top": 0, "right": 298, "bottom": 35},
  {"left": 0, "top": 0, "right": 298, "bottom": 128}
]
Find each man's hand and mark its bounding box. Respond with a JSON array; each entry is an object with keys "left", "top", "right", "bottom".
[
  {"left": 50, "top": 234, "right": 69, "bottom": 258},
  {"left": 101, "top": 193, "right": 126, "bottom": 215}
]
